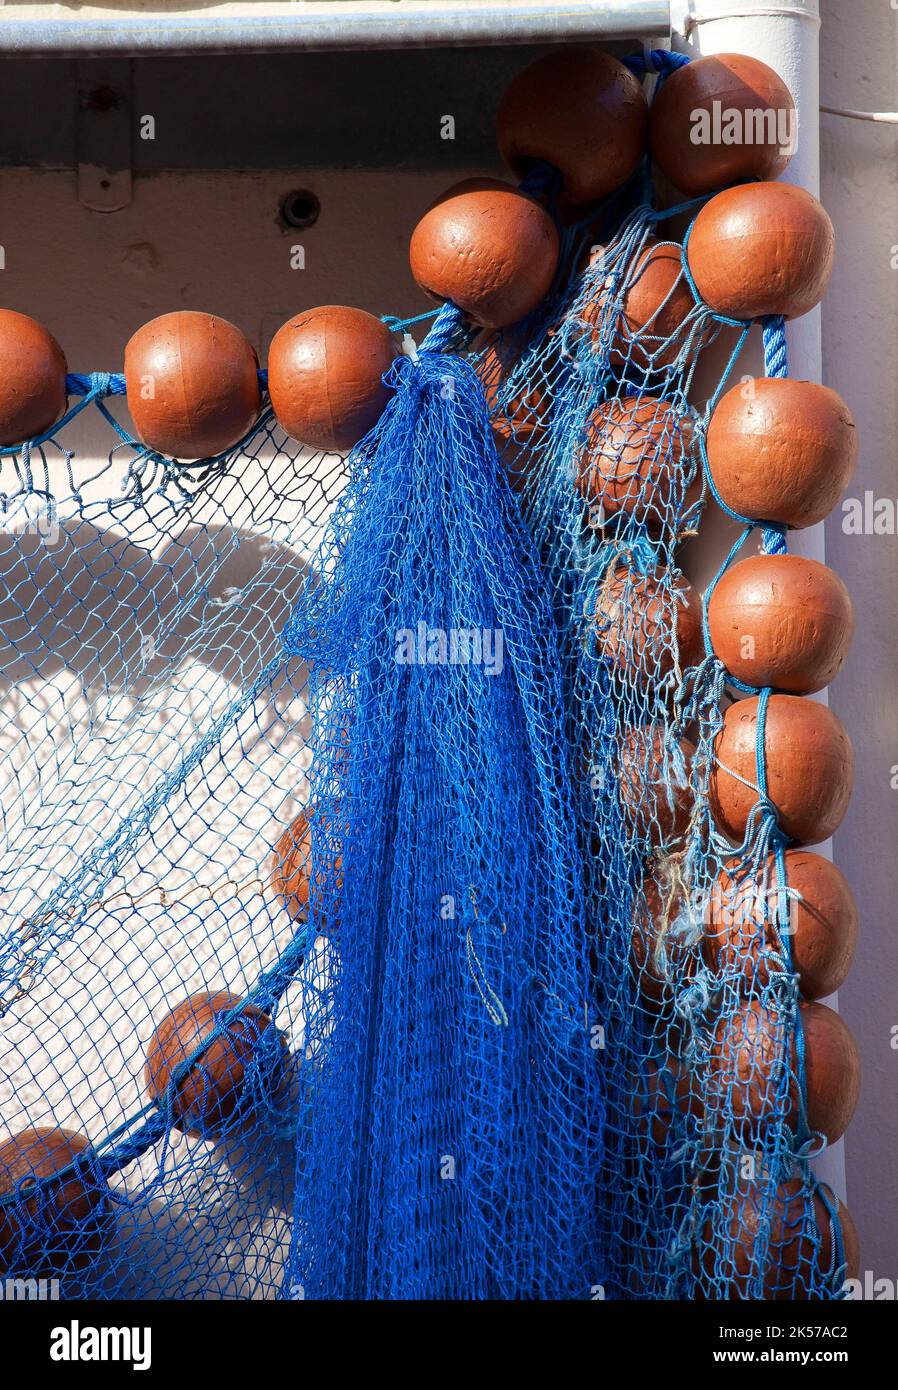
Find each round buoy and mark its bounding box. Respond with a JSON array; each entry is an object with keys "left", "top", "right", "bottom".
[
  {"left": 687, "top": 183, "right": 835, "bottom": 320},
  {"left": 710, "top": 997, "right": 860, "bottom": 1144},
  {"left": 618, "top": 724, "right": 695, "bottom": 847},
  {"left": 708, "top": 553, "right": 854, "bottom": 694},
  {"left": 271, "top": 810, "right": 313, "bottom": 920},
  {"left": 802, "top": 999, "right": 861, "bottom": 1145},
  {"left": 705, "top": 850, "right": 858, "bottom": 1000},
  {"left": 268, "top": 305, "right": 397, "bottom": 453},
  {"left": 270, "top": 805, "right": 343, "bottom": 926},
  {"left": 409, "top": 178, "right": 559, "bottom": 329},
  {"left": 496, "top": 48, "right": 648, "bottom": 205},
  {"left": 710, "top": 997, "right": 783, "bottom": 1130},
  {"left": 586, "top": 239, "right": 694, "bottom": 371},
  {"left": 698, "top": 1177, "right": 859, "bottom": 1298},
  {"left": 650, "top": 54, "right": 795, "bottom": 195},
  {"left": 709, "top": 695, "right": 853, "bottom": 845},
  {"left": 145, "top": 991, "right": 283, "bottom": 1138},
  {"left": 0, "top": 310, "right": 67, "bottom": 447},
  {"left": 594, "top": 565, "right": 704, "bottom": 682},
  {"left": 706, "top": 378, "right": 857, "bottom": 528},
  {"left": 125, "top": 311, "right": 261, "bottom": 458},
  {"left": 576, "top": 395, "right": 694, "bottom": 528},
  {"left": 0, "top": 1127, "right": 103, "bottom": 1274}
]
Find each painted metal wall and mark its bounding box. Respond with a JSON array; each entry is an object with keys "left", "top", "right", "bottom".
[{"left": 820, "top": 0, "right": 898, "bottom": 1288}]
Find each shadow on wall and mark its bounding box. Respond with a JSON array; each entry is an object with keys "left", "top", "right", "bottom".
[
  {"left": 0, "top": 520, "right": 314, "bottom": 695},
  {"left": 100, "top": 1123, "right": 297, "bottom": 1300}
]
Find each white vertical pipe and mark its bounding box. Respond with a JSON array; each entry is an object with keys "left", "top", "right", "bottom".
[{"left": 670, "top": 1, "right": 846, "bottom": 1204}]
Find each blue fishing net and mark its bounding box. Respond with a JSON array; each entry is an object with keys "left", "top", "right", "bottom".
[{"left": 0, "top": 46, "right": 850, "bottom": 1300}]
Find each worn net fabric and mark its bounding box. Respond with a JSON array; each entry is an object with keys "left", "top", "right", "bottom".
[
  {"left": 0, "top": 415, "right": 341, "bottom": 1296},
  {"left": 0, "top": 50, "right": 849, "bottom": 1300},
  {"left": 469, "top": 157, "right": 848, "bottom": 1297}
]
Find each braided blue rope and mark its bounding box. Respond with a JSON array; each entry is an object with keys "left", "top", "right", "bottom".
[
  {"left": 624, "top": 49, "right": 692, "bottom": 79},
  {"left": 696, "top": 295, "right": 850, "bottom": 1290}
]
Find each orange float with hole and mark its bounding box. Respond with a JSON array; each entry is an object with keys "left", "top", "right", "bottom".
[
  {"left": 687, "top": 183, "right": 835, "bottom": 321},
  {"left": 704, "top": 849, "right": 858, "bottom": 1000},
  {"left": 125, "top": 311, "right": 261, "bottom": 458},
  {"left": 409, "top": 178, "right": 559, "bottom": 329},
  {"left": 708, "top": 553, "right": 854, "bottom": 694},
  {"left": 650, "top": 54, "right": 795, "bottom": 195},
  {"left": 706, "top": 378, "right": 857, "bottom": 529},
  {"left": 709, "top": 695, "right": 853, "bottom": 845}
]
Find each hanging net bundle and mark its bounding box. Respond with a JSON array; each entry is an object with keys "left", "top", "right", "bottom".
[{"left": 0, "top": 44, "right": 860, "bottom": 1301}]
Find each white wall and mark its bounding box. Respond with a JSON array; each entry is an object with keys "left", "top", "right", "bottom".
[{"left": 819, "top": 0, "right": 898, "bottom": 1282}]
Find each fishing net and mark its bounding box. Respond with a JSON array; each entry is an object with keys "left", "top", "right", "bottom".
[{"left": 0, "top": 46, "right": 851, "bottom": 1300}]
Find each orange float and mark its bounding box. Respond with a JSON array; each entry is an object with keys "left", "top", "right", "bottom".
[
  {"left": 710, "top": 997, "right": 860, "bottom": 1144},
  {"left": 268, "top": 306, "right": 397, "bottom": 453},
  {"left": 708, "top": 553, "right": 854, "bottom": 694},
  {"left": 698, "top": 1178, "right": 860, "bottom": 1298},
  {"left": 409, "top": 179, "right": 559, "bottom": 329},
  {"left": 145, "top": 991, "right": 284, "bottom": 1138},
  {"left": 631, "top": 868, "right": 696, "bottom": 1009},
  {"left": 0, "top": 310, "right": 68, "bottom": 447},
  {"left": 629, "top": 1055, "right": 701, "bottom": 1147},
  {"left": 497, "top": 48, "right": 648, "bottom": 205},
  {"left": 709, "top": 695, "right": 853, "bottom": 845},
  {"left": 687, "top": 183, "right": 834, "bottom": 320},
  {"left": 270, "top": 805, "right": 343, "bottom": 927},
  {"left": 618, "top": 724, "right": 695, "bottom": 848},
  {"left": 594, "top": 566, "right": 704, "bottom": 683},
  {"left": 706, "top": 378, "right": 857, "bottom": 529},
  {"left": 705, "top": 850, "right": 858, "bottom": 1000},
  {"left": 650, "top": 54, "right": 795, "bottom": 195},
  {"left": 576, "top": 395, "right": 695, "bottom": 528},
  {"left": 125, "top": 311, "right": 261, "bottom": 458},
  {"left": 585, "top": 239, "right": 694, "bottom": 371},
  {"left": 0, "top": 1127, "right": 103, "bottom": 1273}
]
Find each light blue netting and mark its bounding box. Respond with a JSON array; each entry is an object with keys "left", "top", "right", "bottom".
[{"left": 0, "top": 47, "right": 849, "bottom": 1300}]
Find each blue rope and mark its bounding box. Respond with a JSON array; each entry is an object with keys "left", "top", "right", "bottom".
[
  {"left": 762, "top": 315, "right": 789, "bottom": 379},
  {"left": 66, "top": 372, "right": 127, "bottom": 396},
  {"left": 697, "top": 273, "right": 851, "bottom": 1283},
  {"left": 381, "top": 308, "right": 440, "bottom": 333},
  {"left": 624, "top": 49, "right": 692, "bottom": 79}
]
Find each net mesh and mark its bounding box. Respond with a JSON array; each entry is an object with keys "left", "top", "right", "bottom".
[{"left": 0, "top": 48, "right": 850, "bottom": 1301}]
